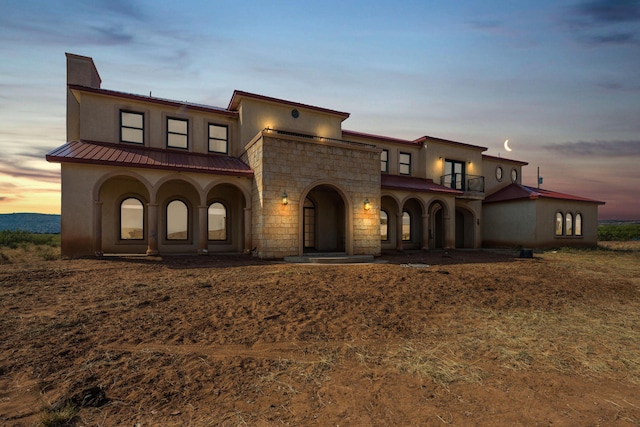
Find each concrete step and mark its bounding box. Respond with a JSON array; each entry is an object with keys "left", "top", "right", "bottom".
[{"left": 283, "top": 254, "right": 374, "bottom": 264}]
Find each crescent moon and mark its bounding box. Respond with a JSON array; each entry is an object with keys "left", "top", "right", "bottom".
[{"left": 504, "top": 139, "right": 512, "bottom": 152}]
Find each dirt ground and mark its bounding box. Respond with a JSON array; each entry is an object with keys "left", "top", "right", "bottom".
[{"left": 1, "top": 245, "right": 639, "bottom": 426}]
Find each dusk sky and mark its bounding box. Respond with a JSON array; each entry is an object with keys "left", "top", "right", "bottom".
[{"left": 1, "top": 0, "right": 639, "bottom": 219}]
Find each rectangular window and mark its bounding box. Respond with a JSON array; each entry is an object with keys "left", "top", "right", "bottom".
[
  {"left": 209, "top": 124, "right": 228, "bottom": 154},
  {"left": 381, "top": 149, "right": 389, "bottom": 173},
  {"left": 120, "top": 111, "right": 144, "bottom": 144},
  {"left": 167, "top": 117, "right": 188, "bottom": 149},
  {"left": 399, "top": 152, "right": 411, "bottom": 175}
]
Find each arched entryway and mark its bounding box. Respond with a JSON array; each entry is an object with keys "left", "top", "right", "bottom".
[
  {"left": 401, "top": 197, "right": 424, "bottom": 250},
  {"left": 428, "top": 200, "right": 447, "bottom": 249},
  {"left": 301, "top": 184, "right": 347, "bottom": 254},
  {"left": 455, "top": 207, "right": 475, "bottom": 248},
  {"left": 205, "top": 182, "right": 248, "bottom": 253}
]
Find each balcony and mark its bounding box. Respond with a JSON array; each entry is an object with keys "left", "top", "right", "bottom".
[{"left": 441, "top": 173, "right": 485, "bottom": 195}]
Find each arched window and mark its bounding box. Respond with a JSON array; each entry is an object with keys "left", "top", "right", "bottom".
[
  {"left": 402, "top": 211, "right": 411, "bottom": 241},
  {"left": 166, "top": 200, "right": 188, "bottom": 240},
  {"left": 565, "top": 212, "right": 573, "bottom": 236},
  {"left": 380, "top": 210, "right": 388, "bottom": 241},
  {"left": 575, "top": 213, "right": 583, "bottom": 236},
  {"left": 120, "top": 197, "right": 144, "bottom": 240},
  {"left": 304, "top": 198, "right": 315, "bottom": 249},
  {"left": 555, "top": 212, "right": 564, "bottom": 236},
  {"left": 208, "top": 202, "right": 227, "bottom": 241}
]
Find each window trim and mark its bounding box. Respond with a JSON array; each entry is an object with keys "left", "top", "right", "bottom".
[
  {"left": 207, "top": 201, "right": 229, "bottom": 242},
  {"left": 165, "top": 199, "right": 190, "bottom": 242},
  {"left": 208, "top": 123, "right": 229, "bottom": 154},
  {"left": 166, "top": 117, "right": 189, "bottom": 150},
  {"left": 120, "top": 110, "right": 145, "bottom": 145},
  {"left": 381, "top": 149, "right": 389, "bottom": 173},
  {"left": 399, "top": 152, "right": 411, "bottom": 176}
]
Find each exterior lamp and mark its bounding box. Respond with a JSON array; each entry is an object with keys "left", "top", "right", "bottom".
[
  {"left": 364, "top": 198, "right": 371, "bottom": 211},
  {"left": 282, "top": 191, "right": 288, "bottom": 206}
]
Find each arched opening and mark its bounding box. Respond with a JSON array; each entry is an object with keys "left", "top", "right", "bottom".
[
  {"left": 208, "top": 202, "right": 227, "bottom": 241},
  {"left": 98, "top": 174, "right": 150, "bottom": 254},
  {"left": 166, "top": 199, "right": 189, "bottom": 240},
  {"left": 303, "top": 185, "right": 346, "bottom": 253},
  {"left": 428, "top": 201, "right": 446, "bottom": 249},
  {"left": 401, "top": 198, "right": 424, "bottom": 250},
  {"left": 120, "top": 197, "right": 144, "bottom": 240},
  {"left": 455, "top": 207, "right": 475, "bottom": 248},
  {"left": 380, "top": 195, "right": 400, "bottom": 251},
  {"left": 206, "top": 182, "right": 248, "bottom": 253}
]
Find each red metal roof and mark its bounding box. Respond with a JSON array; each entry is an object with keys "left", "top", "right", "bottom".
[
  {"left": 46, "top": 140, "right": 253, "bottom": 177},
  {"left": 381, "top": 174, "right": 464, "bottom": 195},
  {"left": 484, "top": 183, "right": 604, "bottom": 204},
  {"left": 69, "top": 85, "right": 239, "bottom": 118}
]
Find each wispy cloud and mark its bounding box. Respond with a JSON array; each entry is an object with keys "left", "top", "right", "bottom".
[
  {"left": 565, "top": 0, "right": 640, "bottom": 46},
  {"left": 544, "top": 140, "right": 640, "bottom": 157}
]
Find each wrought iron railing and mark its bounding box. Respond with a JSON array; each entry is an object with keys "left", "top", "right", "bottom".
[{"left": 441, "top": 173, "right": 484, "bottom": 192}]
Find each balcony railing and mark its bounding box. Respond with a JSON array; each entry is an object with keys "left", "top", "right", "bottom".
[{"left": 441, "top": 173, "right": 485, "bottom": 193}]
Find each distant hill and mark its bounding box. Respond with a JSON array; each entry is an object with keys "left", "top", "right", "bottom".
[{"left": 0, "top": 213, "right": 60, "bottom": 234}]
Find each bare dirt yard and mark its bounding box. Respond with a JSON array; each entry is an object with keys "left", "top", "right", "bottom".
[{"left": 1, "top": 244, "right": 639, "bottom": 426}]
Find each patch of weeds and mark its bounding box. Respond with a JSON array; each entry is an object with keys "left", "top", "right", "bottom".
[
  {"left": 0, "top": 251, "right": 11, "bottom": 264},
  {"left": 36, "top": 245, "right": 59, "bottom": 261},
  {"left": 39, "top": 401, "right": 78, "bottom": 427}
]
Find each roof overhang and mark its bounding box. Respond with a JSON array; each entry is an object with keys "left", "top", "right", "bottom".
[{"left": 46, "top": 140, "right": 253, "bottom": 177}]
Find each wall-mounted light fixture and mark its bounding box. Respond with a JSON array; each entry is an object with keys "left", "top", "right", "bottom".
[
  {"left": 282, "top": 191, "right": 288, "bottom": 205},
  {"left": 364, "top": 198, "right": 371, "bottom": 211}
]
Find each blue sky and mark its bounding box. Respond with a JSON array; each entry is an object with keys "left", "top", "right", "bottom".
[{"left": 1, "top": 0, "right": 639, "bottom": 218}]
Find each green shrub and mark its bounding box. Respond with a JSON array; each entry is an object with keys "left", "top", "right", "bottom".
[
  {"left": 598, "top": 224, "right": 640, "bottom": 241},
  {"left": 0, "top": 230, "right": 60, "bottom": 248}
]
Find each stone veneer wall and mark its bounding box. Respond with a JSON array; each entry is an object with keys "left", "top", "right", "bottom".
[{"left": 243, "top": 133, "right": 381, "bottom": 258}]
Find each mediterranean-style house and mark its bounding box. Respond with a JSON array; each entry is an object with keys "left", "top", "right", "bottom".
[{"left": 47, "top": 53, "right": 604, "bottom": 258}]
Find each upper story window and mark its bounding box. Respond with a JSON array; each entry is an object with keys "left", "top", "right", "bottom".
[
  {"left": 399, "top": 152, "right": 411, "bottom": 175},
  {"left": 120, "top": 111, "right": 144, "bottom": 144},
  {"left": 167, "top": 118, "right": 188, "bottom": 149},
  {"left": 511, "top": 168, "right": 518, "bottom": 183},
  {"left": 381, "top": 149, "right": 389, "bottom": 173},
  {"left": 209, "top": 124, "right": 228, "bottom": 154}
]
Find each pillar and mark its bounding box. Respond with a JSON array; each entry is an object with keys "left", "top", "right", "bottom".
[
  {"left": 198, "top": 205, "right": 208, "bottom": 254},
  {"left": 244, "top": 207, "right": 252, "bottom": 254},
  {"left": 146, "top": 203, "right": 159, "bottom": 256},
  {"left": 395, "top": 209, "right": 403, "bottom": 251},
  {"left": 421, "top": 213, "right": 429, "bottom": 250},
  {"left": 93, "top": 200, "right": 103, "bottom": 257}
]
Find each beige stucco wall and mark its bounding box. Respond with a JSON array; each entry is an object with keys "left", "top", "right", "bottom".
[
  {"left": 482, "top": 198, "right": 600, "bottom": 248},
  {"left": 482, "top": 157, "right": 525, "bottom": 195},
  {"left": 244, "top": 132, "right": 381, "bottom": 258},
  {"left": 237, "top": 98, "right": 344, "bottom": 148},
  {"left": 73, "top": 91, "right": 239, "bottom": 154}
]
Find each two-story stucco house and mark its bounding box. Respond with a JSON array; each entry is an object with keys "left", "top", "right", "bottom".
[{"left": 47, "top": 53, "right": 604, "bottom": 258}]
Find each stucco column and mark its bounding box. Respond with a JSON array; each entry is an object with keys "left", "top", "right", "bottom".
[
  {"left": 146, "top": 203, "right": 159, "bottom": 256},
  {"left": 421, "top": 213, "right": 429, "bottom": 250},
  {"left": 243, "top": 207, "right": 252, "bottom": 254},
  {"left": 93, "top": 201, "right": 103, "bottom": 257},
  {"left": 198, "top": 205, "right": 208, "bottom": 255},
  {"left": 395, "top": 210, "right": 403, "bottom": 251}
]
